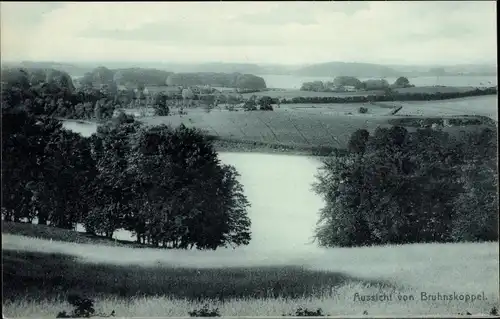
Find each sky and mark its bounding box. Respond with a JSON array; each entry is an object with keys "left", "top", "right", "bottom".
[{"left": 0, "top": 1, "right": 497, "bottom": 66}]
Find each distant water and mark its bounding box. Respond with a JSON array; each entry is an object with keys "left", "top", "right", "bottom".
[
  {"left": 71, "top": 74, "right": 497, "bottom": 90},
  {"left": 259, "top": 74, "right": 498, "bottom": 89}
]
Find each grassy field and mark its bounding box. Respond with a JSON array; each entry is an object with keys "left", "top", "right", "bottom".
[
  {"left": 60, "top": 94, "right": 497, "bottom": 156},
  {"left": 140, "top": 107, "right": 399, "bottom": 150},
  {"left": 2, "top": 223, "right": 499, "bottom": 317},
  {"left": 1, "top": 221, "right": 145, "bottom": 248},
  {"left": 241, "top": 89, "right": 385, "bottom": 99},
  {"left": 139, "top": 96, "right": 497, "bottom": 151},
  {"left": 393, "top": 95, "right": 498, "bottom": 120}
]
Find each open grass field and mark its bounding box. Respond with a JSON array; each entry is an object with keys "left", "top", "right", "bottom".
[
  {"left": 139, "top": 97, "right": 497, "bottom": 150},
  {"left": 241, "top": 89, "right": 385, "bottom": 99},
  {"left": 393, "top": 95, "right": 498, "bottom": 120},
  {"left": 60, "top": 94, "right": 496, "bottom": 156},
  {"left": 140, "top": 107, "right": 400, "bottom": 150},
  {"left": 2, "top": 223, "right": 499, "bottom": 317}
]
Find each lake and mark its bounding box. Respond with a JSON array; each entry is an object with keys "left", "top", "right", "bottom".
[
  {"left": 63, "top": 121, "right": 325, "bottom": 254},
  {"left": 71, "top": 74, "right": 497, "bottom": 90},
  {"left": 259, "top": 74, "right": 498, "bottom": 89}
]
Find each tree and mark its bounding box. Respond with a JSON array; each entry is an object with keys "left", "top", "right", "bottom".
[
  {"left": 333, "top": 76, "right": 363, "bottom": 89},
  {"left": 1, "top": 111, "right": 57, "bottom": 223},
  {"left": 153, "top": 92, "right": 170, "bottom": 116},
  {"left": 258, "top": 96, "right": 274, "bottom": 111},
  {"left": 126, "top": 124, "right": 252, "bottom": 249},
  {"left": 84, "top": 115, "right": 141, "bottom": 237},
  {"left": 313, "top": 125, "right": 497, "bottom": 247},
  {"left": 300, "top": 81, "right": 325, "bottom": 92},
  {"left": 234, "top": 74, "right": 267, "bottom": 91},
  {"left": 394, "top": 77, "right": 411, "bottom": 88},
  {"left": 243, "top": 95, "right": 258, "bottom": 111},
  {"left": 38, "top": 129, "right": 97, "bottom": 229},
  {"left": 181, "top": 88, "right": 195, "bottom": 107},
  {"left": 362, "top": 79, "right": 390, "bottom": 91},
  {"left": 1, "top": 101, "right": 95, "bottom": 228}
]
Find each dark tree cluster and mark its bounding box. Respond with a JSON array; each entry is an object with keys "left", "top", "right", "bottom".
[
  {"left": 314, "top": 125, "right": 498, "bottom": 247},
  {"left": 281, "top": 86, "right": 497, "bottom": 104},
  {"left": 2, "top": 85, "right": 252, "bottom": 250},
  {"left": 166, "top": 72, "right": 267, "bottom": 91},
  {"left": 1, "top": 67, "right": 120, "bottom": 120}
]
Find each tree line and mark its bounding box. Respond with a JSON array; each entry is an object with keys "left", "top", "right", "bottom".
[
  {"left": 301, "top": 76, "right": 414, "bottom": 92},
  {"left": 314, "top": 125, "right": 498, "bottom": 247},
  {"left": 280, "top": 86, "right": 497, "bottom": 104},
  {"left": 2, "top": 82, "right": 252, "bottom": 250}
]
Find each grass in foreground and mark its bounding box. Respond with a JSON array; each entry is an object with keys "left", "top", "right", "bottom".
[
  {"left": 3, "top": 249, "right": 394, "bottom": 302},
  {"left": 3, "top": 224, "right": 499, "bottom": 317},
  {"left": 4, "top": 285, "right": 500, "bottom": 317}
]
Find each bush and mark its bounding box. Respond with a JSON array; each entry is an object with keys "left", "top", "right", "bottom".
[
  {"left": 243, "top": 96, "right": 258, "bottom": 111},
  {"left": 56, "top": 294, "right": 115, "bottom": 318},
  {"left": 258, "top": 96, "right": 274, "bottom": 111},
  {"left": 153, "top": 93, "right": 170, "bottom": 116},
  {"left": 188, "top": 305, "right": 221, "bottom": 317},
  {"left": 358, "top": 106, "right": 368, "bottom": 114}
]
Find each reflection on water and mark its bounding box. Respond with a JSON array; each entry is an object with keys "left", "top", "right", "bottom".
[{"left": 63, "top": 121, "right": 325, "bottom": 253}]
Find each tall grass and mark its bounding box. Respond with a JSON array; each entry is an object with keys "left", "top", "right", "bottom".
[
  {"left": 2, "top": 233, "right": 499, "bottom": 317},
  {"left": 4, "top": 284, "right": 500, "bottom": 317}
]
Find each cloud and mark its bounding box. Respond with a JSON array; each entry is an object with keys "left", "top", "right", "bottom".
[{"left": 0, "top": 1, "right": 496, "bottom": 65}]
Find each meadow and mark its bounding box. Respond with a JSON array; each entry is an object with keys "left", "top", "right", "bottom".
[
  {"left": 2, "top": 227, "right": 499, "bottom": 317},
  {"left": 393, "top": 95, "right": 498, "bottom": 120},
  {"left": 240, "top": 89, "right": 385, "bottom": 99},
  {"left": 139, "top": 95, "right": 497, "bottom": 151},
  {"left": 141, "top": 106, "right": 403, "bottom": 150}
]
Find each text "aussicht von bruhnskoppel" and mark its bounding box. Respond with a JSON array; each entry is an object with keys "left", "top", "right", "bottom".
[{"left": 353, "top": 292, "right": 487, "bottom": 302}]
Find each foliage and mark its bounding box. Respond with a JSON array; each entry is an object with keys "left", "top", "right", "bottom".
[
  {"left": 1, "top": 107, "right": 95, "bottom": 228},
  {"left": 113, "top": 68, "right": 173, "bottom": 87},
  {"left": 490, "top": 307, "right": 498, "bottom": 316},
  {"left": 166, "top": 72, "right": 266, "bottom": 90},
  {"left": 314, "top": 125, "right": 498, "bottom": 247},
  {"left": 333, "top": 76, "right": 363, "bottom": 89},
  {"left": 125, "top": 124, "right": 251, "bottom": 249},
  {"left": 358, "top": 106, "right": 368, "bottom": 114},
  {"left": 362, "top": 79, "right": 390, "bottom": 91},
  {"left": 188, "top": 305, "right": 221, "bottom": 317},
  {"left": 2, "top": 75, "right": 252, "bottom": 250},
  {"left": 280, "top": 87, "right": 497, "bottom": 104},
  {"left": 258, "top": 96, "right": 274, "bottom": 111},
  {"left": 300, "top": 81, "right": 326, "bottom": 92},
  {"left": 80, "top": 66, "right": 114, "bottom": 88},
  {"left": 243, "top": 96, "right": 258, "bottom": 111},
  {"left": 152, "top": 92, "right": 170, "bottom": 116},
  {"left": 393, "top": 76, "right": 413, "bottom": 88},
  {"left": 348, "top": 129, "right": 370, "bottom": 154},
  {"left": 56, "top": 295, "right": 115, "bottom": 318},
  {"left": 235, "top": 73, "right": 267, "bottom": 91}
]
